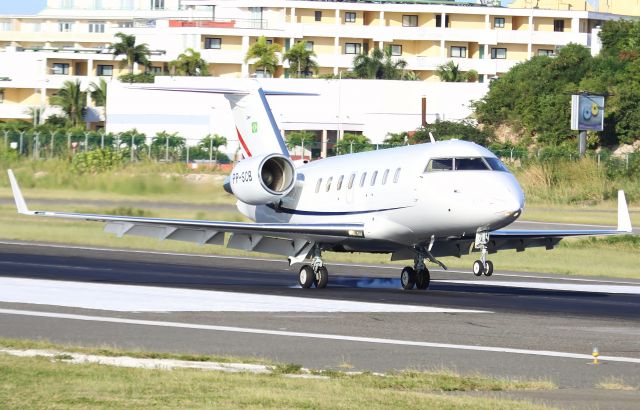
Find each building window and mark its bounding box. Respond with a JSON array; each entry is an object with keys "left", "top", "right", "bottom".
[
  {"left": 151, "top": 0, "right": 165, "bottom": 10},
  {"left": 205, "top": 37, "right": 221, "bottom": 49},
  {"left": 491, "top": 48, "right": 507, "bottom": 59},
  {"left": 538, "top": 49, "right": 554, "bottom": 56},
  {"left": 0, "top": 90, "right": 4, "bottom": 104},
  {"left": 148, "top": 66, "right": 162, "bottom": 74},
  {"left": 89, "top": 22, "right": 105, "bottom": 33},
  {"left": 92, "top": 0, "right": 103, "bottom": 9},
  {"left": 97, "top": 64, "right": 113, "bottom": 76},
  {"left": 436, "top": 15, "right": 450, "bottom": 28},
  {"left": 0, "top": 20, "right": 11, "bottom": 31},
  {"left": 314, "top": 11, "right": 322, "bottom": 22},
  {"left": 52, "top": 63, "right": 70, "bottom": 75},
  {"left": 118, "top": 21, "right": 133, "bottom": 28},
  {"left": 390, "top": 44, "right": 402, "bottom": 56},
  {"left": 494, "top": 17, "right": 505, "bottom": 28},
  {"left": 345, "top": 12, "right": 356, "bottom": 23},
  {"left": 61, "top": 0, "right": 74, "bottom": 8},
  {"left": 554, "top": 19, "right": 565, "bottom": 32},
  {"left": 58, "top": 21, "right": 74, "bottom": 32},
  {"left": 305, "top": 41, "right": 314, "bottom": 51},
  {"left": 451, "top": 46, "right": 467, "bottom": 58},
  {"left": 402, "top": 15, "right": 418, "bottom": 27},
  {"left": 345, "top": 43, "right": 361, "bottom": 55},
  {"left": 121, "top": 0, "right": 134, "bottom": 10}
]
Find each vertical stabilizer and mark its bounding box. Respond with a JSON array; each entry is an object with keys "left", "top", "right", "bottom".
[{"left": 225, "top": 85, "right": 289, "bottom": 158}]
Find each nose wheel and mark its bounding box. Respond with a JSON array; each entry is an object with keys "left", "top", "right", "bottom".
[{"left": 473, "top": 231, "right": 494, "bottom": 277}]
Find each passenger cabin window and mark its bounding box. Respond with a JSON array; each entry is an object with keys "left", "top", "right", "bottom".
[
  {"left": 370, "top": 170, "right": 378, "bottom": 186},
  {"left": 325, "top": 177, "right": 333, "bottom": 192},
  {"left": 425, "top": 158, "right": 453, "bottom": 172},
  {"left": 337, "top": 175, "right": 344, "bottom": 190},
  {"left": 315, "top": 178, "right": 322, "bottom": 193},
  {"left": 382, "top": 169, "right": 389, "bottom": 185},
  {"left": 393, "top": 168, "right": 401, "bottom": 183},
  {"left": 360, "top": 172, "right": 367, "bottom": 187},
  {"left": 348, "top": 173, "right": 355, "bottom": 189},
  {"left": 455, "top": 158, "right": 489, "bottom": 171}
]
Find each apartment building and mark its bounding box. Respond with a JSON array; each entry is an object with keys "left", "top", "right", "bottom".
[{"left": 0, "top": 0, "right": 632, "bottom": 128}]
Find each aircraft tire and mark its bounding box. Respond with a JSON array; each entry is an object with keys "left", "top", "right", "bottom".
[
  {"left": 472, "top": 260, "right": 484, "bottom": 276},
  {"left": 484, "top": 261, "right": 494, "bottom": 277},
  {"left": 401, "top": 266, "right": 416, "bottom": 290},
  {"left": 299, "top": 265, "right": 315, "bottom": 288},
  {"left": 416, "top": 268, "right": 430, "bottom": 290},
  {"left": 315, "top": 266, "right": 329, "bottom": 289}
]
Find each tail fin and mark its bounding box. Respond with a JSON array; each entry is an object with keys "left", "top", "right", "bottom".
[
  {"left": 225, "top": 85, "right": 289, "bottom": 158},
  {"left": 132, "top": 83, "right": 297, "bottom": 158}
]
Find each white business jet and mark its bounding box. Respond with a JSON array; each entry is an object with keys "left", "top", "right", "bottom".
[{"left": 7, "top": 84, "right": 633, "bottom": 291}]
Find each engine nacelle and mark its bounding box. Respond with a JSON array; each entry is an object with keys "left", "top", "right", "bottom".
[{"left": 225, "top": 154, "right": 296, "bottom": 205}]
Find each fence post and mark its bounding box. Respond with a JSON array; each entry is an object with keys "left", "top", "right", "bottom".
[
  {"left": 186, "top": 145, "right": 190, "bottom": 164},
  {"left": 165, "top": 137, "right": 169, "bottom": 161},
  {"left": 510, "top": 148, "right": 514, "bottom": 162},
  {"left": 350, "top": 141, "right": 353, "bottom": 154},
  {"left": 34, "top": 132, "right": 40, "bottom": 160},
  {"left": 19, "top": 131, "right": 24, "bottom": 155},
  {"left": 130, "top": 134, "right": 135, "bottom": 162},
  {"left": 3, "top": 130, "right": 7, "bottom": 149},
  {"left": 84, "top": 132, "right": 88, "bottom": 153},
  {"left": 50, "top": 132, "right": 54, "bottom": 158},
  {"left": 101, "top": 132, "right": 105, "bottom": 150},
  {"left": 209, "top": 138, "right": 213, "bottom": 162},
  {"left": 597, "top": 153, "right": 601, "bottom": 168},
  {"left": 626, "top": 154, "right": 629, "bottom": 170}
]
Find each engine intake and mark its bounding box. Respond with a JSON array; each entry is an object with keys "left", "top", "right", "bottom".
[{"left": 225, "top": 154, "right": 296, "bottom": 205}]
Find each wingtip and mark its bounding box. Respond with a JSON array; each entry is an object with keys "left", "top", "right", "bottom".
[
  {"left": 7, "top": 169, "right": 30, "bottom": 215},
  {"left": 617, "top": 190, "right": 632, "bottom": 232}
]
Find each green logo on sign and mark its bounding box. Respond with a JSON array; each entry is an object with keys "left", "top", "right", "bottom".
[{"left": 251, "top": 122, "right": 258, "bottom": 133}]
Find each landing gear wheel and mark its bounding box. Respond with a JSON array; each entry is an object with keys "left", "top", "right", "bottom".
[
  {"left": 401, "top": 266, "right": 416, "bottom": 290},
  {"left": 483, "top": 261, "right": 494, "bottom": 277},
  {"left": 315, "top": 266, "right": 329, "bottom": 289},
  {"left": 415, "top": 268, "right": 431, "bottom": 290},
  {"left": 473, "top": 260, "right": 484, "bottom": 277},
  {"left": 299, "top": 265, "right": 315, "bottom": 289}
]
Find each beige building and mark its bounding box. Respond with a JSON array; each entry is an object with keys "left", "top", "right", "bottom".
[
  {"left": 509, "top": 0, "right": 640, "bottom": 15},
  {"left": 0, "top": 0, "right": 633, "bottom": 125}
]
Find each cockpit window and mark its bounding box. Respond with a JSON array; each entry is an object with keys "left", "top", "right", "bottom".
[
  {"left": 485, "top": 157, "right": 509, "bottom": 172},
  {"left": 425, "top": 158, "right": 453, "bottom": 172},
  {"left": 455, "top": 157, "right": 490, "bottom": 171}
]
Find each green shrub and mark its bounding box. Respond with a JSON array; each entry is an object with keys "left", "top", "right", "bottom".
[{"left": 71, "top": 149, "right": 124, "bottom": 174}]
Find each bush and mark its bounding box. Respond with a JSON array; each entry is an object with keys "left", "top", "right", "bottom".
[{"left": 71, "top": 149, "right": 124, "bottom": 174}]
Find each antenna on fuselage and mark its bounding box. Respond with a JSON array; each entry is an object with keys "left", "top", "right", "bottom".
[{"left": 428, "top": 132, "right": 436, "bottom": 143}]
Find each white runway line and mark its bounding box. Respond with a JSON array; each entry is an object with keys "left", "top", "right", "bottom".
[
  {"left": 1, "top": 308, "right": 639, "bottom": 365},
  {"left": 0, "top": 277, "right": 488, "bottom": 313},
  {"left": 443, "top": 280, "right": 640, "bottom": 295}
]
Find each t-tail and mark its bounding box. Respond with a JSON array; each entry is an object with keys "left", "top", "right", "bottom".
[{"left": 225, "top": 85, "right": 289, "bottom": 158}]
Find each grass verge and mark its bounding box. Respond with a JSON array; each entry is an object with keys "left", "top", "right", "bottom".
[{"left": 0, "top": 338, "right": 554, "bottom": 410}]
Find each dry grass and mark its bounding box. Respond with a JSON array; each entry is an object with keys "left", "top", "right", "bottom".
[{"left": 597, "top": 377, "right": 638, "bottom": 391}]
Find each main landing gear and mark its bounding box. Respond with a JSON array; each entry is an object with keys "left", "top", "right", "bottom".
[
  {"left": 400, "top": 249, "right": 432, "bottom": 291},
  {"left": 473, "top": 231, "right": 494, "bottom": 277},
  {"left": 298, "top": 246, "right": 329, "bottom": 289}
]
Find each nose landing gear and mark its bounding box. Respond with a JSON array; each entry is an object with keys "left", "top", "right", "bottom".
[{"left": 473, "top": 231, "right": 494, "bottom": 277}]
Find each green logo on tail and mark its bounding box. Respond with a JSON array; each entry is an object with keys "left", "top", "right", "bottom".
[{"left": 251, "top": 122, "right": 258, "bottom": 133}]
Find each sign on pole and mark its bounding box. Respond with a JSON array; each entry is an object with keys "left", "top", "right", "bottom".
[{"left": 571, "top": 94, "right": 605, "bottom": 131}]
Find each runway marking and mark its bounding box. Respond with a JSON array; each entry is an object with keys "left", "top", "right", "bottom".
[
  {"left": 0, "top": 261, "right": 112, "bottom": 272},
  {"left": 2, "top": 240, "right": 639, "bottom": 286},
  {"left": 0, "top": 277, "right": 488, "bottom": 313},
  {"left": 1, "top": 308, "right": 639, "bottom": 365},
  {"left": 443, "top": 280, "right": 640, "bottom": 295}
]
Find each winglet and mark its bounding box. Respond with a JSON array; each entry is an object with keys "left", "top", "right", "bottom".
[
  {"left": 617, "top": 190, "right": 632, "bottom": 232},
  {"left": 7, "top": 169, "right": 31, "bottom": 215}
]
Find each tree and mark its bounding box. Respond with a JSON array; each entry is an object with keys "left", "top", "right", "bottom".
[
  {"left": 436, "top": 61, "right": 465, "bottom": 82},
  {"left": 352, "top": 47, "right": 407, "bottom": 80},
  {"left": 111, "top": 32, "right": 151, "bottom": 78},
  {"left": 285, "top": 130, "right": 317, "bottom": 149},
  {"left": 413, "top": 121, "right": 492, "bottom": 146},
  {"left": 199, "top": 134, "right": 227, "bottom": 161},
  {"left": 169, "top": 48, "right": 210, "bottom": 76},
  {"left": 283, "top": 41, "right": 318, "bottom": 78},
  {"left": 49, "top": 80, "right": 87, "bottom": 127},
  {"left": 383, "top": 131, "right": 409, "bottom": 146},
  {"left": 335, "top": 133, "right": 372, "bottom": 154},
  {"left": 245, "top": 36, "right": 281, "bottom": 77},
  {"left": 90, "top": 78, "right": 108, "bottom": 124},
  {"left": 152, "top": 131, "right": 185, "bottom": 161}
]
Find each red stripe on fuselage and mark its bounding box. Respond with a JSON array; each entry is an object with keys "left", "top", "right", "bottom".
[{"left": 236, "top": 127, "right": 252, "bottom": 157}]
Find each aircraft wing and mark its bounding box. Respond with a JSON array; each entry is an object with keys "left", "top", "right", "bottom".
[{"left": 7, "top": 170, "right": 364, "bottom": 261}]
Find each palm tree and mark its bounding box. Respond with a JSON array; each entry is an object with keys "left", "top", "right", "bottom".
[
  {"left": 436, "top": 61, "right": 465, "bottom": 82},
  {"left": 352, "top": 47, "right": 407, "bottom": 80},
  {"left": 199, "top": 134, "right": 227, "bottom": 162},
  {"left": 283, "top": 41, "right": 318, "bottom": 78},
  {"left": 169, "top": 48, "right": 210, "bottom": 76},
  {"left": 245, "top": 36, "right": 281, "bottom": 77},
  {"left": 49, "top": 80, "right": 87, "bottom": 127},
  {"left": 90, "top": 78, "right": 108, "bottom": 124},
  {"left": 110, "top": 32, "right": 151, "bottom": 76}
]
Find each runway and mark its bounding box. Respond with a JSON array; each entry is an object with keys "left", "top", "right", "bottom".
[{"left": 0, "top": 240, "right": 639, "bottom": 397}]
